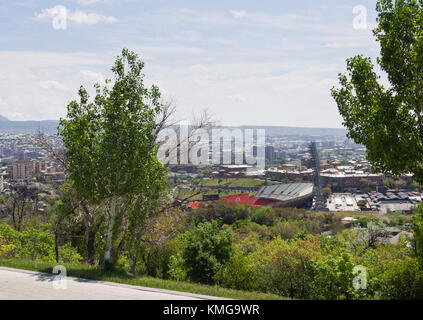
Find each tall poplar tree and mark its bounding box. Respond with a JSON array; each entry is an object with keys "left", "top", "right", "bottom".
[
  {"left": 332, "top": 0, "right": 423, "bottom": 184},
  {"left": 59, "top": 48, "right": 167, "bottom": 267}
]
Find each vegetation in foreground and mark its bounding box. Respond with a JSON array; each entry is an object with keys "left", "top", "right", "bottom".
[
  {"left": 1, "top": 200, "right": 423, "bottom": 300},
  {"left": 0, "top": 257, "right": 284, "bottom": 300}
]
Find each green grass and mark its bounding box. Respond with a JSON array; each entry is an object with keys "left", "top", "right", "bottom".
[
  {"left": 0, "top": 257, "right": 287, "bottom": 300},
  {"left": 174, "top": 189, "right": 255, "bottom": 201},
  {"left": 198, "top": 178, "right": 266, "bottom": 188}
]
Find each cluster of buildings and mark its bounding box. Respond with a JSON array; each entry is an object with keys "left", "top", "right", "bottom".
[
  {"left": 265, "top": 162, "right": 386, "bottom": 191},
  {"left": 0, "top": 133, "right": 65, "bottom": 192}
]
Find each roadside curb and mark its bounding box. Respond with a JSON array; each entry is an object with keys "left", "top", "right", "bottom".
[{"left": 0, "top": 266, "right": 229, "bottom": 300}]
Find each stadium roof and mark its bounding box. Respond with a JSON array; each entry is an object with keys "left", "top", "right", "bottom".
[{"left": 255, "top": 183, "right": 314, "bottom": 202}]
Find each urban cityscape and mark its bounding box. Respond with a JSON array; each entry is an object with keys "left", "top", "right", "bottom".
[{"left": 0, "top": 0, "right": 422, "bottom": 308}]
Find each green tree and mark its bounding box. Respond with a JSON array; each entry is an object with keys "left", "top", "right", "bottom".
[
  {"left": 379, "top": 257, "right": 423, "bottom": 299},
  {"left": 214, "top": 249, "right": 258, "bottom": 291},
  {"left": 332, "top": 0, "right": 423, "bottom": 184},
  {"left": 411, "top": 203, "right": 423, "bottom": 267},
  {"left": 309, "top": 251, "right": 364, "bottom": 300},
  {"left": 180, "top": 221, "right": 234, "bottom": 284},
  {"left": 59, "top": 48, "right": 167, "bottom": 268},
  {"left": 253, "top": 235, "right": 322, "bottom": 299}
]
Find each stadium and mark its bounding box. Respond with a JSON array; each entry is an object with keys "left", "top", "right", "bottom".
[{"left": 188, "top": 182, "right": 314, "bottom": 209}]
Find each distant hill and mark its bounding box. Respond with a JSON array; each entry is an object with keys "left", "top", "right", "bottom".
[
  {"left": 0, "top": 119, "right": 59, "bottom": 134},
  {"left": 239, "top": 125, "right": 347, "bottom": 137},
  {"left": 0, "top": 117, "right": 347, "bottom": 138}
]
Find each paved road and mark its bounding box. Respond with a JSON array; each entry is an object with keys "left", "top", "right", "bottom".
[{"left": 0, "top": 267, "right": 221, "bottom": 300}]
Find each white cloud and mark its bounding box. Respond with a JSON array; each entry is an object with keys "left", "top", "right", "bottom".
[
  {"left": 0, "top": 51, "right": 108, "bottom": 121},
  {"left": 36, "top": 7, "right": 117, "bottom": 25},
  {"left": 70, "top": 10, "right": 117, "bottom": 24},
  {"left": 80, "top": 69, "right": 105, "bottom": 84},
  {"left": 36, "top": 6, "right": 66, "bottom": 21},
  {"left": 39, "top": 80, "right": 65, "bottom": 90},
  {"left": 230, "top": 10, "right": 247, "bottom": 19}
]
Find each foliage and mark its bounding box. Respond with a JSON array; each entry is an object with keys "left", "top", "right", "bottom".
[
  {"left": 168, "top": 252, "right": 187, "bottom": 281},
  {"left": 309, "top": 251, "right": 366, "bottom": 300},
  {"left": 251, "top": 235, "right": 322, "bottom": 299},
  {"left": 180, "top": 221, "right": 234, "bottom": 284},
  {"left": 332, "top": 0, "right": 423, "bottom": 184},
  {"left": 59, "top": 48, "right": 168, "bottom": 266},
  {"left": 251, "top": 207, "right": 276, "bottom": 226},
  {"left": 411, "top": 203, "right": 423, "bottom": 267},
  {"left": 214, "top": 249, "right": 258, "bottom": 291},
  {"left": 378, "top": 257, "right": 423, "bottom": 300},
  {"left": 0, "top": 224, "right": 81, "bottom": 263}
]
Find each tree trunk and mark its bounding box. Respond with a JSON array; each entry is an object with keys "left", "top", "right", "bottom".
[
  {"left": 54, "top": 229, "right": 59, "bottom": 263},
  {"left": 87, "top": 228, "right": 96, "bottom": 265},
  {"left": 104, "top": 196, "right": 117, "bottom": 267}
]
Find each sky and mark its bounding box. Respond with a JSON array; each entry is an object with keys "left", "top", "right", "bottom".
[{"left": 0, "top": 0, "right": 381, "bottom": 128}]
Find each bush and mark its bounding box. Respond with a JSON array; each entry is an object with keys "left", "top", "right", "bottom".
[
  {"left": 58, "top": 244, "right": 83, "bottom": 263},
  {"left": 0, "top": 224, "right": 81, "bottom": 263},
  {"left": 180, "top": 221, "right": 234, "bottom": 284},
  {"left": 308, "top": 251, "right": 366, "bottom": 300},
  {"left": 252, "top": 235, "right": 322, "bottom": 299},
  {"left": 0, "top": 235, "right": 16, "bottom": 258},
  {"left": 144, "top": 240, "right": 178, "bottom": 279},
  {"left": 191, "top": 202, "right": 252, "bottom": 225},
  {"left": 271, "top": 221, "right": 302, "bottom": 240},
  {"left": 168, "top": 252, "right": 187, "bottom": 281},
  {"left": 214, "top": 250, "right": 258, "bottom": 291},
  {"left": 251, "top": 207, "right": 276, "bottom": 226},
  {"left": 379, "top": 258, "right": 423, "bottom": 300}
]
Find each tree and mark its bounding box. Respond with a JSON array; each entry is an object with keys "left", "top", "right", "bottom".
[
  {"left": 180, "top": 221, "right": 234, "bottom": 284},
  {"left": 0, "top": 184, "right": 39, "bottom": 231},
  {"left": 332, "top": 0, "right": 423, "bottom": 184},
  {"left": 309, "top": 251, "right": 364, "bottom": 300},
  {"left": 253, "top": 235, "right": 322, "bottom": 299},
  {"left": 357, "top": 199, "right": 368, "bottom": 211},
  {"left": 379, "top": 257, "right": 423, "bottom": 299},
  {"left": 59, "top": 48, "right": 168, "bottom": 268},
  {"left": 411, "top": 203, "right": 423, "bottom": 267},
  {"left": 353, "top": 221, "right": 390, "bottom": 250}
]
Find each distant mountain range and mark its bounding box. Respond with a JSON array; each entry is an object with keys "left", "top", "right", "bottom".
[
  {"left": 0, "top": 115, "right": 59, "bottom": 134},
  {"left": 0, "top": 114, "right": 347, "bottom": 137}
]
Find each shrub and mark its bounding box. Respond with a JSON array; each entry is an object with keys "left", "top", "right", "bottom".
[
  {"left": 308, "top": 251, "right": 367, "bottom": 300},
  {"left": 214, "top": 250, "right": 258, "bottom": 291},
  {"left": 271, "top": 221, "right": 302, "bottom": 240},
  {"left": 0, "top": 235, "right": 16, "bottom": 258},
  {"left": 168, "top": 252, "right": 187, "bottom": 281},
  {"left": 58, "top": 244, "right": 83, "bottom": 263},
  {"left": 180, "top": 220, "right": 234, "bottom": 284},
  {"left": 251, "top": 207, "right": 276, "bottom": 226},
  {"left": 379, "top": 258, "right": 423, "bottom": 300},
  {"left": 0, "top": 224, "right": 81, "bottom": 263},
  {"left": 252, "top": 235, "right": 322, "bottom": 299},
  {"left": 145, "top": 240, "right": 178, "bottom": 279}
]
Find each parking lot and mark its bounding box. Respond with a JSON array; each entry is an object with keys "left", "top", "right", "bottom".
[{"left": 327, "top": 194, "right": 360, "bottom": 212}]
